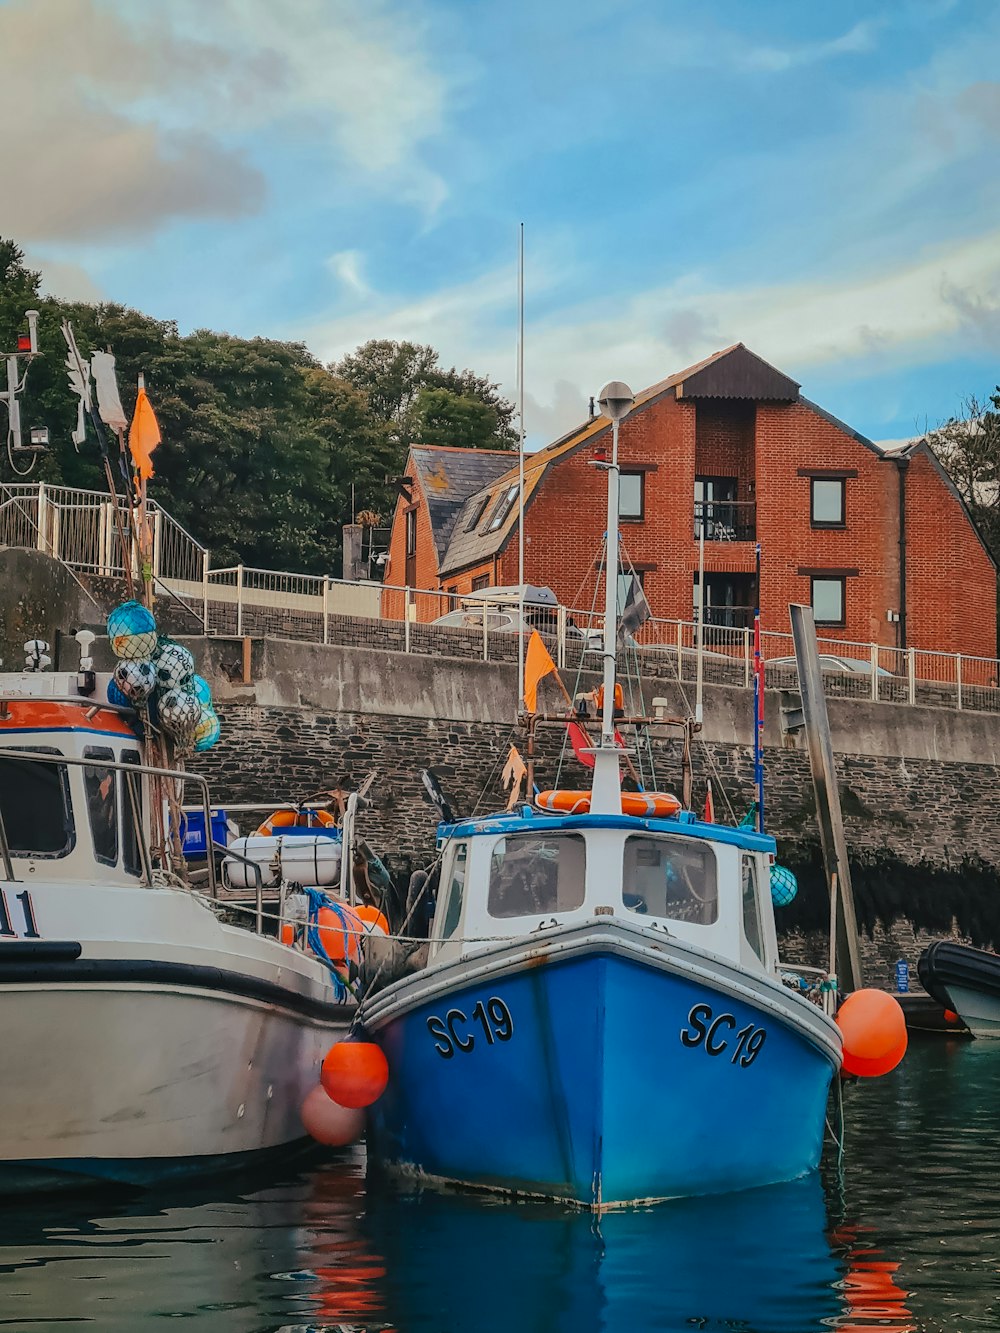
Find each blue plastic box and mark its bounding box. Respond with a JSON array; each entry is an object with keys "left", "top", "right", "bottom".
[{"left": 178, "top": 809, "right": 234, "bottom": 859}]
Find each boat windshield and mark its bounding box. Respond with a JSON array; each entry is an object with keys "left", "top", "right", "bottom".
[
  {"left": 0, "top": 747, "right": 75, "bottom": 859},
  {"left": 622, "top": 835, "right": 717, "bottom": 925},
  {"left": 488, "top": 833, "right": 586, "bottom": 918}
]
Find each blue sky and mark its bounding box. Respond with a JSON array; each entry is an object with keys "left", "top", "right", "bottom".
[{"left": 2, "top": 0, "right": 998, "bottom": 446}]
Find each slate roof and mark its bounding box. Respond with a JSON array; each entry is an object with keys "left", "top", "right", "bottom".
[{"left": 410, "top": 446, "right": 516, "bottom": 564}]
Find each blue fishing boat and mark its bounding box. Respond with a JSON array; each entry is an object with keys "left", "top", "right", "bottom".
[{"left": 361, "top": 380, "right": 843, "bottom": 1208}]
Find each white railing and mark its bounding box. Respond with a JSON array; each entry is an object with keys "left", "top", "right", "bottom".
[{"left": 3, "top": 481, "right": 1000, "bottom": 715}]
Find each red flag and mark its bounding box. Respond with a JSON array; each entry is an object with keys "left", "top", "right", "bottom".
[
  {"left": 566, "top": 721, "right": 595, "bottom": 769},
  {"left": 703, "top": 779, "right": 715, "bottom": 823}
]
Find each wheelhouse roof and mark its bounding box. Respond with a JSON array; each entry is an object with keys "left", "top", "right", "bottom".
[{"left": 439, "top": 806, "right": 776, "bottom": 854}]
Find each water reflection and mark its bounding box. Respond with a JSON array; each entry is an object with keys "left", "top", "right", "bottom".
[{"left": 6, "top": 1040, "right": 1000, "bottom": 1332}]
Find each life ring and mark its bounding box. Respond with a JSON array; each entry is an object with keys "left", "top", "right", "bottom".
[
  {"left": 535, "top": 790, "right": 682, "bottom": 817},
  {"left": 255, "top": 807, "right": 337, "bottom": 837}
]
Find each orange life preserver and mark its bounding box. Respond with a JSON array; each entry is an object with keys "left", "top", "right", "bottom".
[
  {"left": 254, "top": 807, "right": 337, "bottom": 837},
  {"left": 535, "top": 789, "right": 682, "bottom": 818}
]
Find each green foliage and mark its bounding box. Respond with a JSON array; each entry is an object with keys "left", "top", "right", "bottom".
[
  {"left": 333, "top": 338, "right": 517, "bottom": 452},
  {"left": 0, "top": 243, "right": 514, "bottom": 573}
]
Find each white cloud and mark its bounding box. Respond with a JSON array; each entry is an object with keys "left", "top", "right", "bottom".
[
  {"left": 0, "top": 0, "right": 449, "bottom": 244},
  {"left": 304, "top": 228, "right": 1000, "bottom": 446},
  {"left": 327, "top": 251, "right": 371, "bottom": 299},
  {"left": 741, "top": 19, "right": 884, "bottom": 73}
]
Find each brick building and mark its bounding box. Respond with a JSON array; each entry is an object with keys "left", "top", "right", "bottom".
[{"left": 383, "top": 344, "right": 997, "bottom": 657}]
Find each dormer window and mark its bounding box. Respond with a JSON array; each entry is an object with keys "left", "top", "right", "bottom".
[
  {"left": 487, "top": 484, "right": 519, "bottom": 531},
  {"left": 466, "top": 495, "right": 491, "bottom": 532}
]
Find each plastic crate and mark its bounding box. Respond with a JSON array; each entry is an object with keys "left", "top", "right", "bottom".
[{"left": 178, "top": 809, "right": 236, "bottom": 859}]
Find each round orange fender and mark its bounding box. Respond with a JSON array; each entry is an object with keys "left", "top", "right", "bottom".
[
  {"left": 535, "top": 790, "right": 681, "bottom": 817},
  {"left": 255, "top": 807, "right": 337, "bottom": 837}
]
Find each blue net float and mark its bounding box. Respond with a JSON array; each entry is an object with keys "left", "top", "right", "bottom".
[
  {"left": 770, "top": 864, "right": 799, "bottom": 907},
  {"left": 107, "top": 601, "right": 158, "bottom": 661},
  {"left": 193, "top": 706, "right": 221, "bottom": 752},
  {"left": 192, "top": 675, "right": 212, "bottom": 707}
]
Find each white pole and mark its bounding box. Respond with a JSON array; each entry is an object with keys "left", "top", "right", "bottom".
[
  {"left": 600, "top": 416, "right": 621, "bottom": 745},
  {"left": 517, "top": 223, "right": 526, "bottom": 716},
  {"left": 695, "top": 522, "right": 705, "bottom": 725}
]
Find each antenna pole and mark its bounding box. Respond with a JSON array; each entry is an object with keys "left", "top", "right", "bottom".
[{"left": 516, "top": 222, "right": 526, "bottom": 717}]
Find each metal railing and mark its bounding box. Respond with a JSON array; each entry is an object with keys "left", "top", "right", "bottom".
[
  {"left": 694, "top": 499, "right": 756, "bottom": 542},
  {"left": 4, "top": 481, "right": 1000, "bottom": 715}
]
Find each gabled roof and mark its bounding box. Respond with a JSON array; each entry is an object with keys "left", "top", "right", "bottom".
[
  {"left": 409, "top": 445, "right": 515, "bottom": 564},
  {"left": 439, "top": 343, "right": 799, "bottom": 577}
]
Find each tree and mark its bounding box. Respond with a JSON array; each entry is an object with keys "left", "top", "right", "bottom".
[
  {"left": 0, "top": 240, "right": 509, "bottom": 575},
  {"left": 332, "top": 338, "right": 517, "bottom": 454},
  {"left": 0, "top": 240, "right": 41, "bottom": 351},
  {"left": 926, "top": 391, "right": 1000, "bottom": 558}
]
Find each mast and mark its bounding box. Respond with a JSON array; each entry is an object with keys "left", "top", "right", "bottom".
[
  {"left": 516, "top": 223, "right": 526, "bottom": 716},
  {"left": 591, "top": 381, "right": 634, "bottom": 814}
]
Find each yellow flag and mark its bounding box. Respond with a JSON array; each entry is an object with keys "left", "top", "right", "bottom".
[
  {"left": 128, "top": 387, "right": 161, "bottom": 480},
  {"left": 523, "top": 630, "right": 557, "bottom": 712}
]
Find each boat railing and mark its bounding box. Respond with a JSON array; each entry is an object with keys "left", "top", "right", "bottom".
[{"left": 0, "top": 748, "right": 218, "bottom": 901}]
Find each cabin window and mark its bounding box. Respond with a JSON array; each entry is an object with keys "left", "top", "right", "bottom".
[
  {"left": 488, "top": 833, "right": 586, "bottom": 918},
  {"left": 84, "top": 746, "right": 119, "bottom": 867},
  {"left": 121, "top": 749, "right": 144, "bottom": 878},
  {"left": 741, "top": 857, "right": 765, "bottom": 962},
  {"left": 622, "top": 836, "right": 717, "bottom": 924},
  {"left": 439, "top": 842, "right": 468, "bottom": 940},
  {"left": 0, "top": 747, "right": 75, "bottom": 859}
]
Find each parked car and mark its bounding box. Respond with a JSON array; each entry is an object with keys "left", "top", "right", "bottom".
[
  {"left": 767, "top": 654, "right": 893, "bottom": 677},
  {"left": 431, "top": 607, "right": 634, "bottom": 651}
]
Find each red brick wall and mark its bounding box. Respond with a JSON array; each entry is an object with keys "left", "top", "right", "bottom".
[
  {"left": 387, "top": 394, "right": 997, "bottom": 660},
  {"left": 904, "top": 449, "right": 997, "bottom": 659},
  {"left": 754, "top": 401, "right": 899, "bottom": 648},
  {"left": 695, "top": 401, "right": 755, "bottom": 503}
]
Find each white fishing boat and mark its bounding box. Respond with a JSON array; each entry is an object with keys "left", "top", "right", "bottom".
[{"left": 0, "top": 667, "right": 352, "bottom": 1193}]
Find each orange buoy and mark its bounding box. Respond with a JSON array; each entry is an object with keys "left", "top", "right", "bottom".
[
  {"left": 595, "top": 682, "right": 624, "bottom": 712},
  {"left": 321, "top": 1040, "right": 389, "bottom": 1109},
  {"left": 280, "top": 923, "right": 295, "bottom": 945},
  {"left": 300, "top": 1082, "right": 365, "bottom": 1144},
  {"left": 836, "top": 989, "right": 908, "bottom": 1077},
  {"left": 315, "top": 904, "right": 362, "bottom": 965},
  {"left": 355, "top": 904, "right": 390, "bottom": 936}
]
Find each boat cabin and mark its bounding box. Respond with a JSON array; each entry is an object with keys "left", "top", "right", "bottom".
[
  {"left": 0, "top": 672, "right": 149, "bottom": 886},
  {"left": 429, "top": 808, "right": 780, "bottom": 976}
]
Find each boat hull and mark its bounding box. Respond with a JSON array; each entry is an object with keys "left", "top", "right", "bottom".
[
  {"left": 919, "top": 939, "right": 1000, "bottom": 1038},
  {"left": 364, "top": 922, "right": 840, "bottom": 1208},
  {"left": 0, "top": 967, "right": 350, "bottom": 1193}
]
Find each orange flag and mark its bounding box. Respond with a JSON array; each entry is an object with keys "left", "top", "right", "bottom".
[
  {"left": 128, "top": 387, "right": 161, "bottom": 480},
  {"left": 523, "top": 630, "right": 557, "bottom": 712}
]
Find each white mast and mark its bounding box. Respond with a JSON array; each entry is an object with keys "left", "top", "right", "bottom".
[
  {"left": 591, "top": 380, "right": 634, "bottom": 814},
  {"left": 516, "top": 223, "right": 526, "bottom": 716}
]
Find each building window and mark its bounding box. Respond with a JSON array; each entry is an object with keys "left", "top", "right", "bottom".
[
  {"left": 472, "top": 574, "right": 491, "bottom": 591},
  {"left": 811, "top": 478, "right": 845, "bottom": 527},
  {"left": 811, "top": 576, "right": 845, "bottom": 626},
  {"left": 405, "top": 508, "right": 417, "bottom": 557},
  {"left": 466, "top": 495, "right": 491, "bottom": 531},
  {"left": 619, "top": 472, "right": 644, "bottom": 521},
  {"left": 487, "top": 484, "right": 519, "bottom": 532}
]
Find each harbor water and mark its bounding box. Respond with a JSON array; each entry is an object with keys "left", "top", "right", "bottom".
[{"left": 1, "top": 1037, "right": 997, "bottom": 1332}]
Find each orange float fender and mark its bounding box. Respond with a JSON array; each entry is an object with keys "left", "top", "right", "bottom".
[
  {"left": 254, "top": 807, "right": 337, "bottom": 837},
  {"left": 535, "top": 790, "right": 681, "bottom": 818}
]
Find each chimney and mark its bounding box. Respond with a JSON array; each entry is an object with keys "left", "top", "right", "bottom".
[{"left": 588, "top": 396, "right": 595, "bottom": 420}]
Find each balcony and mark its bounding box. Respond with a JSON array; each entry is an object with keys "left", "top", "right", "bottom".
[
  {"left": 694, "top": 499, "right": 756, "bottom": 542},
  {"left": 699, "top": 604, "right": 756, "bottom": 631}
]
